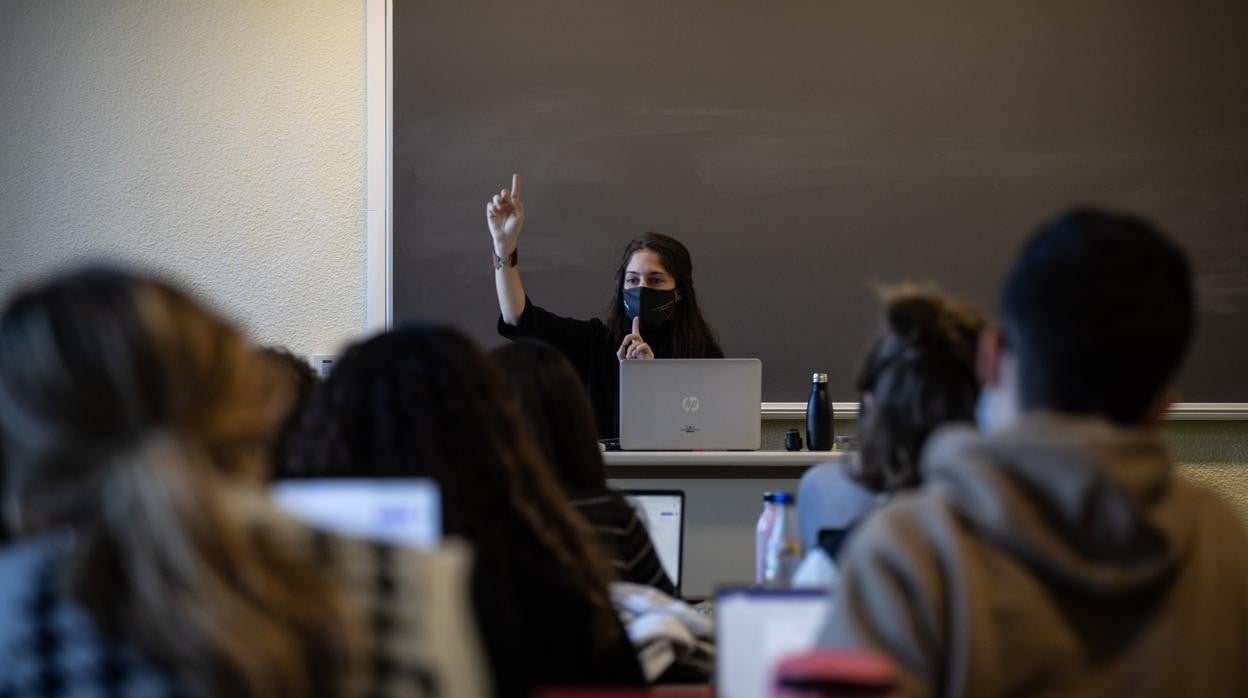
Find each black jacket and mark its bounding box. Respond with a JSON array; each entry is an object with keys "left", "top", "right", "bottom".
[{"left": 498, "top": 297, "right": 723, "bottom": 439}]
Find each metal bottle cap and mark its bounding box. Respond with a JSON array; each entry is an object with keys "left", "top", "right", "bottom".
[{"left": 811, "top": 372, "right": 829, "bottom": 383}]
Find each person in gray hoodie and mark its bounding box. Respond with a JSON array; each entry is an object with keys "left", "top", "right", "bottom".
[{"left": 818, "top": 209, "right": 1248, "bottom": 697}]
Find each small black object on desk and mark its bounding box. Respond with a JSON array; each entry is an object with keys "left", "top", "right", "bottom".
[
  {"left": 784, "top": 428, "right": 803, "bottom": 452},
  {"left": 598, "top": 438, "right": 621, "bottom": 452}
]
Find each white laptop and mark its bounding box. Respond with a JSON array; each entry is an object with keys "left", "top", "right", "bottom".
[
  {"left": 619, "top": 358, "right": 761, "bottom": 450},
  {"left": 270, "top": 478, "right": 441, "bottom": 549},
  {"left": 715, "top": 587, "right": 833, "bottom": 698},
  {"left": 624, "top": 490, "right": 685, "bottom": 596}
]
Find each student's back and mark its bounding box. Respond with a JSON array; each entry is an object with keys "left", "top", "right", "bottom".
[
  {"left": 0, "top": 268, "right": 485, "bottom": 697},
  {"left": 493, "top": 340, "right": 675, "bottom": 595},
  {"left": 0, "top": 509, "right": 484, "bottom": 697},
  {"left": 819, "top": 210, "right": 1248, "bottom": 696},
  {"left": 287, "top": 326, "right": 645, "bottom": 697},
  {"left": 834, "top": 416, "right": 1248, "bottom": 697}
]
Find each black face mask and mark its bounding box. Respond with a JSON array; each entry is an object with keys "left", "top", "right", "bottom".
[{"left": 622, "top": 286, "right": 679, "bottom": 331}]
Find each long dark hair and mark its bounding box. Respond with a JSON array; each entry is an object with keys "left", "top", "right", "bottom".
[
  {"left": 853, "top": 287, "right": 984, "bottom": 492},
  {"left": 605, "top": 232, "right": 719, "bottom": 356},
  {"left": 285, "top": 325, "right": 620, "bottom": 644},
  {"left": 492, "top": 340, "right": 609, "bottom": 494},
  {"left": 260, "top": 346, "right": 319, "bottom": 480},
  {"left": 0, "top": 268, "right": 360, "bottom": 696}
]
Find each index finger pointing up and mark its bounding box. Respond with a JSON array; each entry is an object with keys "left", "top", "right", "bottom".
[
  {"left": 632, "top": 316, "right": 641, "bottom": 337},
  {"left": 510, "top": 173, "right": 522, "bottom": 199}
]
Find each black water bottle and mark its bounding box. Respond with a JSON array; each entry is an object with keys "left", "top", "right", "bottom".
[{"left": 806, "top": 372, "right": 833, "bottom": 451}]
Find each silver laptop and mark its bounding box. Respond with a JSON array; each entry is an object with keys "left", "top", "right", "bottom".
[
  {"left": 619, "top": 358, "right": 761, "bottom": 450},
  {"left": 624, "top": 490, "right": 686, "bottom": 596},
  {"left": 270, "top": 478, "right": 441, "bottom": 549}
]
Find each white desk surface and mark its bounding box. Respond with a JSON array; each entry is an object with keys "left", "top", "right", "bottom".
[{"left": 603, "top": 450, "right": 852, "bottom": 467}]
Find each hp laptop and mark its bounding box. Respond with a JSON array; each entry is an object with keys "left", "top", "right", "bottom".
[
  {"left": 624, "top": 489, "right": 686, "bottom": 597},
  {"left": 619, "top": 358, "right": 761, "bottom": 450}
]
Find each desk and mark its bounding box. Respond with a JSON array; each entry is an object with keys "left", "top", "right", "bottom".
[{"left": 605, "top": 450, "right": 853, "bottom": 598}]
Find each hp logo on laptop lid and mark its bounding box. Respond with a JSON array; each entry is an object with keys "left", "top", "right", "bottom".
[{"left": 618, "top": 358, "right": 761, "bottom": 451}]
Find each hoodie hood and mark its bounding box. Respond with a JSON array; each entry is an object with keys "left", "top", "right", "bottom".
[{"left": 921, "top": 413, "right": 1193, "bottom": 597}]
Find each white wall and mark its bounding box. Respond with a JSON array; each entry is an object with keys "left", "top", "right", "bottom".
[{"left": 0, "top": 1, "right": 368, "bottom": 356}]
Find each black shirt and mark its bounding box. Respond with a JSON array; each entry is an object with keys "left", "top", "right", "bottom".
[
  {"left": 498, "top": 297, "right": 724, "bottom": 438},
  {"left": 570, "top": 489, "right": 677, "bottom": 596},
  {"left": 472, "top": 565, "right": 646, "bottom": 698}
]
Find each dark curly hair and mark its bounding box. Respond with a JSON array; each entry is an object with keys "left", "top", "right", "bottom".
[
  {"left": 258, "top": 346, "right": 319, "bottom": 481},
  {"left": 853, "top": 287, "right": 985, "bottom": 492},
  {"left": 282, "top": 324, "right": 623, "bottom": 682}
]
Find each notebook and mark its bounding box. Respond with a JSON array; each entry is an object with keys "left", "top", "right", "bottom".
[{"left": 715, "top": 587, "right": 833, "bottom": 698}]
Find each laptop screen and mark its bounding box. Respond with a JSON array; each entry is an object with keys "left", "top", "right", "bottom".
[
  {"left": 715, "top": 587, "right": 833, "bottom": 698},
  {"left": 270, "top": 478, "right": 441, "bottom": 549},
  {"left": 624, "top": 490, "right": 684, "bottom": 592}
]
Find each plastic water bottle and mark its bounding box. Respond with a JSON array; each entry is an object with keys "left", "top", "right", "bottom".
[
  {"left": 754, "top": 492, "right": 777, "bottom": 584},
  {"left": 806, "top": 373, "right": 834, "bottom": 451},
  {"left": 764, "top": 492, "right": 803, "bottom": 588}
]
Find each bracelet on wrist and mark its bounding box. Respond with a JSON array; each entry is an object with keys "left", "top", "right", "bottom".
[{"left": 492, "top": 248, "right": 518, "bottom": 270}]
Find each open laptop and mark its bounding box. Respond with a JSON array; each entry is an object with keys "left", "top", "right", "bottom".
[
  {"left": 619, "top": 358, "right": 761, "bottom": 450},
  {"left": 624, "top": 489, "right": 686, "bottom": 597},
  {"left": 270, "top": 478, "right": 441, "bottom": 549},
  {"left": 715, "top": 587, "right": 833, "bottom": 698}
]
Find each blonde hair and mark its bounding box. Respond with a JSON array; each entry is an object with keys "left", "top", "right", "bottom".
[{"left": 0, "top": 268, "right": 362, "bottom": 695}]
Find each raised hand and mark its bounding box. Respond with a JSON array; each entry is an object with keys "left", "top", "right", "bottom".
[
  {"left": 618, "top": 316, "right": 655, "bottom": 361},
  {"left": 486, "top": 173, "right": 524, "bottom": 256}
]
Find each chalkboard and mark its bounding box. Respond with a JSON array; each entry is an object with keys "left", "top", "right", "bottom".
[{"left": 392, "top": 0, "right": 1248, "bottom": 402}]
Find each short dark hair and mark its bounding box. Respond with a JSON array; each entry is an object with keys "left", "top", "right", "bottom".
[
  {"left": 1002, "top": 208, "right": 1194, "bottom": 425},
  {"left": 854, "top": 288, "right": 984, "bottom": 492},
  {"left": 492, "top": 340, "right": 608, "bottom": 494},
  {"left": 260, "top": 346, "right": 319, "bottom": 480}
]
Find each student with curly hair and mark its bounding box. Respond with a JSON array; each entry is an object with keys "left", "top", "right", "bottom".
[
  {"left": 259, "top": 345, "right": 320, "bottom": 480},
  {"left": 285, "top": 325, "right": 645, "bottom": 697}
]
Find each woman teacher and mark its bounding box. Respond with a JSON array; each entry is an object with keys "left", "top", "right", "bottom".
[{"left": 489, "top": 174, "right": 723, "bottom": 439}]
